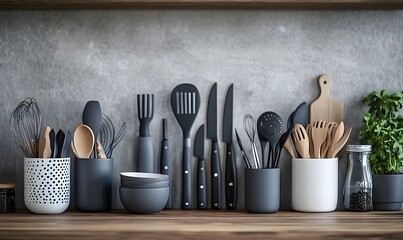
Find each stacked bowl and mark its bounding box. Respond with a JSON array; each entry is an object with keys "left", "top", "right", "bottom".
[{"left": 119, "top": 172, "right": 170, "bottom": 214}]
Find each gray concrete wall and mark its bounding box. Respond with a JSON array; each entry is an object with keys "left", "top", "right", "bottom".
[{"left": 0, "top": 10, "right": 402, "bottom": 210}]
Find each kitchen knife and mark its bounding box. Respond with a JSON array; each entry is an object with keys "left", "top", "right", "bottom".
[
  {"left": 194, "top": 124, "right": 207, "bottom": 209},
  {"left": 160, "top": 119, "right": 172, "bottom": 209},
  {"left": 207, "top": 83, "right": 221, "bottom": 209},
  {"left": 223, "top": 84, "right": 237, "bottom": 210}
]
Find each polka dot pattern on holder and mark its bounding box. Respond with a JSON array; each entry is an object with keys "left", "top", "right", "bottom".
[{"left": 24, "top": 158, "right": 70, "bottom": 206}]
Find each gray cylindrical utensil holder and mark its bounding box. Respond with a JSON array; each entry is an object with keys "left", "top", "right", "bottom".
[
  {"left": 245, "top": 168, "right": 280, "bottom": 213},
  {"left": 137, "top": 136, "right": 154, "bottom": 173},
  {"left": 75, "top": 158, "right": 113, "bottom": 212}
]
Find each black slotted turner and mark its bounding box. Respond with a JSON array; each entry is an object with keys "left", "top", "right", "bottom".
[{"left": 171, "top": 84, "right": 200, "bottom": 209}]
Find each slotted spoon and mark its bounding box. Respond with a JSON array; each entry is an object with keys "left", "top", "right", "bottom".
[{"left": 257, "top": 111, "right": 283, "bottom": 168}]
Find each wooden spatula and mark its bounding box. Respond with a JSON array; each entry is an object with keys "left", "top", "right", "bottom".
[
  {"left": 292, "top": 124, "right": 310, "bottom": 159},
  {"left": 38, "top": 126, "right": 51, "bottom": 158},
  {"left": 311, "top": 120, "right": 328, "bottom": 159},
  {"left": 310, "top": 75, "right": 344, "bottom": 124}
]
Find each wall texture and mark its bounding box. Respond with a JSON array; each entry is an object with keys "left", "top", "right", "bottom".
[{"left": 0, "top": 10, "right": 402, "bottom": 210}]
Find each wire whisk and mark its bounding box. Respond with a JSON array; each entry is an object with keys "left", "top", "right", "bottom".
[
  {"left": 10, "top": 97, "right": 42, "bottom": 158},
  {"left": 99, "top": 113, "right": 126, "bottom": 158},
  {"left": 243, "top": 113, "right": 261, "bottom": 169}
]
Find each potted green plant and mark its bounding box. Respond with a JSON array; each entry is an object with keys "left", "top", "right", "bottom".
[{"left": 360, "top": 90, "right": 403, "bottom": 210}]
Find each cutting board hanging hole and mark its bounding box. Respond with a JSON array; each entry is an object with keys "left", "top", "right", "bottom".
[{"left": 310, "top": 74, "right": 344, "bottom": 124}]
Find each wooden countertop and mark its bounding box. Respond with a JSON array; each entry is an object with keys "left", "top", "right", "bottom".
[{"left": 1, "top": 210, "right": 403, "bottom": 239}]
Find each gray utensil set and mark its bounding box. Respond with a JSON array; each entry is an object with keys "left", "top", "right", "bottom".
[
  {"left": 170, "top": 83, "right": 236, "bottom": 210},
  {"left": 236, "top": 102, "right": 309, "bottom": 169},
  {"left": 72, "top": 101, "right": 126, "bottom": 159},
  {"left": 10, "top": 97, "right": 71, "bottom": 158}
]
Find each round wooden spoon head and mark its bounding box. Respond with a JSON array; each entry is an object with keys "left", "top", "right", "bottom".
[{"left": 73, "top": 125, "right": 95, "bottom": 159}]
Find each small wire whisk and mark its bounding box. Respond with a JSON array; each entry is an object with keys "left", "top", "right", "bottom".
[
  {"left": 10, "top": 97, "right": 42, "bottom": 158},
  {"left": 99, "top": 113, "right": 126, "bottom": 158},
  {"left": 243, "top": 113, "right": 261, "bottom": 169}
]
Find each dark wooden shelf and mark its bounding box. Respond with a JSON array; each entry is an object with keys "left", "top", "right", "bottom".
[
  {"left": 1, "top": 210, "right": 403, "bottom": 239},
  {"left": 1, "top": 0, "right": 403, "bottom": 9}
]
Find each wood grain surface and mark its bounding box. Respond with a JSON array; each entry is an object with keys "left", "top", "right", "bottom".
[
  {"left": 310, "top": 75, "right": 344, "bottom": 124},
  {"left": 1, "top": 0, "right": 403, "bottom": 9},
  {"left": 1, "top": 210, "right": 403, "bottom": 239}
]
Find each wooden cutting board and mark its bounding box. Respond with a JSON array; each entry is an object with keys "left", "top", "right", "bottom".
[{"left": 310, "top": 75, "right": 344, "bottom": 124}]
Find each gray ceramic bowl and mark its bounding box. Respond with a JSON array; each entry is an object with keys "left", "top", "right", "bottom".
[
  {"left": 120, "top": 172, "right": 169, "bottom": 184},
  {"left": 121, "top": 180, "right": 169, "bottom": 189},
  {"left": 119, "top": 186, "right": 169, "bottom": 214}
]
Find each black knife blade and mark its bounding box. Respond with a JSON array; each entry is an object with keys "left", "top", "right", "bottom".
[
  {"left": 194, "top": 124, "right": 207, "bottom": 209},
  {"left": 207, "top": 83, "right": 221, "bottom": 209},
  {"left": 223, "top": 84, "right": 237, "bottom": 210}
]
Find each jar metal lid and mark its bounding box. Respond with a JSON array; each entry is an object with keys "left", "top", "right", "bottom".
[
  {"left": 346, "top": 145, "right": 371, "bottom": 152},
  {"left": 0, "top": 183, "right": 16, "bottom": 189}
]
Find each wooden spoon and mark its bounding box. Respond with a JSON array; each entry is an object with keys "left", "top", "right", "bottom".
[
  {"left": 292, "top": 124, "right": 310, "bottom": 158},
  {"left": 73, "top": 125, "right": 95, "bottom": 159},
  {"left": 327, "top": 121, "right": 344, "bottom": 158},
  {"left": 71, "top": 142, "right": 79, "bottom": 158},
  {"left": 311, "top": 121, "right": 328, "bottom": 158},
  {"left": 330, "top": 127, "right": 352, "bottom": 158}
]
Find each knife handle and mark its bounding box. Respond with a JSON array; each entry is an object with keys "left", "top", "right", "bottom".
[
  {"left": 182, "top": 138, "right": 192, "bottom": 209},
  {"left": 211, "top": 141, "right": 221, "bottom": 209},
  {"left": 225, "top": 143, "right": 237, "bottom": 210},
  {"left": 197, "top": 158, "right": 207, "bottom": 209},
  {"left": 160, "top": 139, "right": 172, "bottom": 209}
]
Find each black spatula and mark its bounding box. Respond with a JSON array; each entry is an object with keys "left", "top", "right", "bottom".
[
  {"left": 171, "top": 84, "right": 200, "bottom": 209},
  {"left": 82, "top": 101, "right": 102, "bottom": 158}
]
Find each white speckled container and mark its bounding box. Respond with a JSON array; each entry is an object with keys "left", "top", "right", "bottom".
[{"left": 24, "top": 158, "right": 70, "bottom": 214}]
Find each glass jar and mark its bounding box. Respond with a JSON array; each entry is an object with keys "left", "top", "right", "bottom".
[
  {"left": 343, "top": 145, "right": 373, "bottom": 211},
  {"left": 0, "top": 183, "right": 16, "bottom": 213}
]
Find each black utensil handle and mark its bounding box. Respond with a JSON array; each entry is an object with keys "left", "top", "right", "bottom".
[
  {"left": 211, "top": 141, "right": 221, "bottom": 209},
  {"left": 160, "top": 139, "right": 172, "bottom": 209},
  {"left": 182, "top": 137, "right": 192, "bottom": 209},
  {"left": 160, "top": 140, "right": 169, "bottom": 175},
  {"left": 225, "top": 143, "right": 237, "bottom": 210},
  {"left": 197, "top": 158, "right": 207, "bottom": 209}
]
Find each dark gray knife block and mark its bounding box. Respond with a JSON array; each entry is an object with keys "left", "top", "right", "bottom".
[{"left": 75, "top": 158, "right": 113, "bottom": 212}]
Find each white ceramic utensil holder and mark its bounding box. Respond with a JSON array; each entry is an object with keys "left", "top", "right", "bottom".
[
  {"left": 24, "top": 158, "right": 70, "bottom": 214},
  {"left": 292, "top": 158, "right": 338, "bottom": 212}
]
